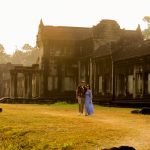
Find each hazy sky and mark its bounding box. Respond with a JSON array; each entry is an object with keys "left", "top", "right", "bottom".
[{"left": 0, "top": 0, "right": 149, "bottom": 54}]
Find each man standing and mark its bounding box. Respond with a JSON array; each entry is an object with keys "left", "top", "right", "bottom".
[{"left": 76, "top": 80, "right": 86, "bottom": 115}]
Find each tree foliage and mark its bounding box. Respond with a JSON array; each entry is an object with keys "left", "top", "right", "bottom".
[
  {"left": 143, "top": 16, "right": 150, "bottom": 39},
  {"left": 11, "top": 44, "right": 39, "bottom": 66},
  {"left": 0, "top": 44, "right": 11, "bottom": 64},
  {"left": 0, "top": 43, "right": 39, "bottom": 65},
  {"left": 0, "top": 44, "right": 5, "bottom": 53},
  {"left": 143, "top": 16, "right": 150, "bottom": 24}
]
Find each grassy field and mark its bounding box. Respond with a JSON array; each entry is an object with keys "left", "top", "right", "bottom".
[{"left": 0, "top": 102, "right": 150, "bottom": 150}]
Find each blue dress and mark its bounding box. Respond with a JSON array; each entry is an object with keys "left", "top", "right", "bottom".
[{"left": 85, "top": 89, "right": 94, "bottom": 115}]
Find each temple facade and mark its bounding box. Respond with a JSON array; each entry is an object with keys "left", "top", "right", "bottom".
[
  {"left": 0, "top": 63, "right": 14, "bottom": 97},
  {"left": 3, "top": 19, "right": 150, "bottom": 104}
]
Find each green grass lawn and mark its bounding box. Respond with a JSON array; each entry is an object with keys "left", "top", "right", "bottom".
[{"left": 0, "top": 102, "right": 150, "bottom": 150}]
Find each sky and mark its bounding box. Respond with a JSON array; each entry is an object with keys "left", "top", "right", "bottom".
[{"left": 0, "top": 0, "right": 150, "bottom": 54}]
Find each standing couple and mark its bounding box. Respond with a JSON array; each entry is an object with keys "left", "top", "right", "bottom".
[{"left": 76, "top": 80, "right": 94, "bottom": 116}]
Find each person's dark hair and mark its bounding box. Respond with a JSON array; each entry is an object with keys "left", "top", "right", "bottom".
[{"left": 86, "top": 84, "right": 90, "bottom": 89}]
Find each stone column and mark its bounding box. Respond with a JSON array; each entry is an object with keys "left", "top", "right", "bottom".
[
  {"left": 10, "top": 72, "right": 17, "bottom": 98},
  {"left": 10, "top": 72, "right": 14, "bottom": 97},
  {"left": 32, "top": 74, "right": 35, "bottom": 97},
  {"left": 61, "top": 65, "right": 65, "bottom": 92},
  {"left": 14, "top": 72, "right": 18, "bottom": 98},
  {"left": 133, "top": 66, "right": 136, "bottom": 99},
  {"left": 78, "top": 60, "right": 81, "bottom": 84},
  {"left": 93, "top": 59, "right": 96, "bottom": 95},
  {"left": 28, "top": 73, "right": 32, "bottom": 98},
  {"left": 89, "top": 58, "right": 92, "bottom": 87},
  {"left": 32, "top": 73, "right": 39, "bottom": 98},
  {"left": 39, "top": 71, "right": 44, "bottom": 97},
  {"left": 23, "top": 73, "right": 28, "bottom": 98},
  {"left": 57, "top": 64, "right": 62, "bottom": 92},
  {"left": 36, "top": 73, "right": 40, "bottom": 97}
]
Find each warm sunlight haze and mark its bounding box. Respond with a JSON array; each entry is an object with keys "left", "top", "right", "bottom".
[{"left": 0, "top": 0, "right": 149, "bottom": 54}]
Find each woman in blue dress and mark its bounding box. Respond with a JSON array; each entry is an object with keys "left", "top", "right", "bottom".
[{"left": 85, "top": 84, "right": 94, "bottom": 116}]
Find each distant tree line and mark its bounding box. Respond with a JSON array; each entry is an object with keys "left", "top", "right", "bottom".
[{"left": 0, "top": 43, "right": 39, "bottom": 65}]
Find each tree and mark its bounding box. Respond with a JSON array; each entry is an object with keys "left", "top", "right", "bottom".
[
  {"left": 11, "top": 49, "right": 26, "bottom": 65},
  {"left": 143, "top": 16, "right": 150, "bottom": 26},
  {"left": 11, "top": 44, "right": 39, "bottom": 66},
  {"left": 0, "top": 44, "right": 5, "bottom": 53},
  {"left": 0, "top": 44, "right": 11, "bottom": 63},
  {"left": 143, "top": 16, "right": 150, "bottom": 39},
  {"left": 22, "top": 44, "right": 39, "bottom": 65},
  {"left": 22, "top": 43, "right": 33, "bottom": 51}
]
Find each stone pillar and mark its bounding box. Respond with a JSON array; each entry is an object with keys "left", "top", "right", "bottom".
[
  {"left": 89, "top": 58, "right": 92, "bottom": 87},
  {"left": 10, "top": 72, "right": 17, "bottom": 98},
  {"left": 27, "top": 73, "right": 32, "bottom": 98},
  {"left": 112, "top": 61, "right": 115, "bottom": 100},
  {"left": 23, "top": 73, "right": 28, "bottom": 98},
  {"left": 116, "top": 74, "right": 119, "bottom": 96},
  {"left": 78, "top": 60, "right": 81, "bottom": 84},
  {"left": 14, "top": 72, "right": 18, "bottom": 98},
  {"left": 43, "top": 70, "right": 48, "bottom": 97},
  {"left": 92, "top": 58, "right": 97, "bottom": 95},
  {"left": 57, "top": 64, "right": 62, "bottom": 92},
  {"left": 32, "top": 73, "right": 39, "bottom": 97},
  {"left": 10, "top": 72, "right": 14, "bottom": 97},
  {"left": 93, "top": 59, "right": 96, "bottom": 95},
  {"left": 133, "top": 66, "right": 136, "bottom": 99},
  {"left": 111, "top": 60, "right": 114, "bottom": 95},
  {"left": 32, "top": 74, "right": 35, "bottom": 97},
  {"left": 61, "top": 65, "right": 65, "bottom": 92},
  {"left": 36, "top": 73, "right": 40, "bottom": 97},
  {"left": 39, "top": 71, "right": 44, "bottom": 97}
]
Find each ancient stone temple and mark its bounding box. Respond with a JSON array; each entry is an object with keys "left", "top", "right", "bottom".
[
  {"left": 0, "top": 63, "right": 15, "bottom": 97},
  {"left": 9, "top": 64, "right": 40, "bottom": 99},
  {"left": 36, "top": 19, "right": 93, "bottom": 98},
  {"left": 6, "top": 19, "right": 150, "bottom": 104}
]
